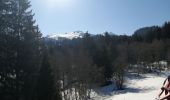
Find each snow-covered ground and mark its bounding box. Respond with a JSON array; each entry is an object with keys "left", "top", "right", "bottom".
[{"left": 92, "top": 72, "right": 169, "bottom": 100}]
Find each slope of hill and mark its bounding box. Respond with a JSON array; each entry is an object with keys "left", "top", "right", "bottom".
[
  {"left": 92, "top": 72, "right": 168, "bottom": 100},
  {"left": 47, "top": 31, "right": 85, "bottom": 40}
]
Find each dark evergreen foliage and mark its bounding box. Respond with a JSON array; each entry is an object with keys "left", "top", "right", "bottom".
[{"left": 37, "top": 52, "right": 61, "bottom": 100}]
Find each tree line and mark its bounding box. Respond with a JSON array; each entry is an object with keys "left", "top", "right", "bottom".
[
  {"left": 45, "top": 26, "right": 170, "bottom": 99},
  {"left": 1, "top": 0, "right": 170, "bottom": 100}
]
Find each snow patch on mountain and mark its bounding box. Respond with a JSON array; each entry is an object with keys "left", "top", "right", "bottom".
[{"left": 48, "top": 31, "right": 85, "bottom": 40}]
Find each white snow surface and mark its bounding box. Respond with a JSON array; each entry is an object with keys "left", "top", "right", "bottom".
[
  {"left": 48, "top": 31, "right": 84, "bottom": 40},
  {"left": 92, "top": 72, "right": 169, "bottom": 100},
  {"left": 48, "top": 31, "right": 117, "bottom": 40}
]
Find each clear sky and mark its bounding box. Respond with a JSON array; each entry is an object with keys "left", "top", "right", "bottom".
[{"left": 31, "top": 0, "right": 170, "bottom": 36}]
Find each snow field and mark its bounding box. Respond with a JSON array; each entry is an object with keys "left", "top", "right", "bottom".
[{"left": 92, "top": 73, "right": 168, "bottom": 100}]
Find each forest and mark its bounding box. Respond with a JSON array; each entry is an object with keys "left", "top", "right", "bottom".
[{"left": 0, "top": 0, "right": 170, "bottom": 100}]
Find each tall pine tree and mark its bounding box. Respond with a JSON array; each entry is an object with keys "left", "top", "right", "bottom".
[
  {"left": 37, "top": 52, "right": 61, "bottom": 100},
  {"left": 0, "top": 0, "right": 42, "bottom": 100}
]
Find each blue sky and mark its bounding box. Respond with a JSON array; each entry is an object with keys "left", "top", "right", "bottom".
[{"left": 31, "top": 0, "right": 170, "bottom": 36}]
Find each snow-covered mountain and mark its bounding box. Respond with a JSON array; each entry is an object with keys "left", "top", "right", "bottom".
[
  {"left": 47, "top": 31, "right": 85, "bottom": 40},
  {"left": 46, "top": 31, "right": 116, "bottom": 41}
]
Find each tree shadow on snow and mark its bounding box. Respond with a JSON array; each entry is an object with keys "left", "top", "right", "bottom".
[
  {"left": 113, "top": 87, "right": 156, "bottom": 95},
  {"left": 97, "top": 86, "right": 156, "bottom": 96},
  {"left": 126, "top": 73, "right": 147, "bottom": 80}
]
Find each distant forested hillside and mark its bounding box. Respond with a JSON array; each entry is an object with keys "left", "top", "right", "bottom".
[{"left": 132, "top": 22, "right": 170, "bottom": 42}]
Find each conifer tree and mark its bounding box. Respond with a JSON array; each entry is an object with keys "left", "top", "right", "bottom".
[
  {"left": 37, "top": 52, "right": 61, "bottom": 100},
  {"left": 0, "top": 0, "right": 42, "bottom": 100}
]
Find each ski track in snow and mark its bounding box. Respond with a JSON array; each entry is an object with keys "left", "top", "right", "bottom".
[{"left": 92, "top": 72, "right": 169, "bottom": 100}]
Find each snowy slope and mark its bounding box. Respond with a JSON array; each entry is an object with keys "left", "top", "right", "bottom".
[
  {"left": 48, "top": 31, "right": 84, "bottom": 40},
  {"left": 92, "top": 73, "right": 169, "bottom": 100},
  {"left": 47, "top": 31, "right": 115, "bottom": 40}
]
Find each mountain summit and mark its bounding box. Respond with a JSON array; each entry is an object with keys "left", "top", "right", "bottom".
[{"left": 47, "top": 31, "right": 85, "bottom": 40}]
